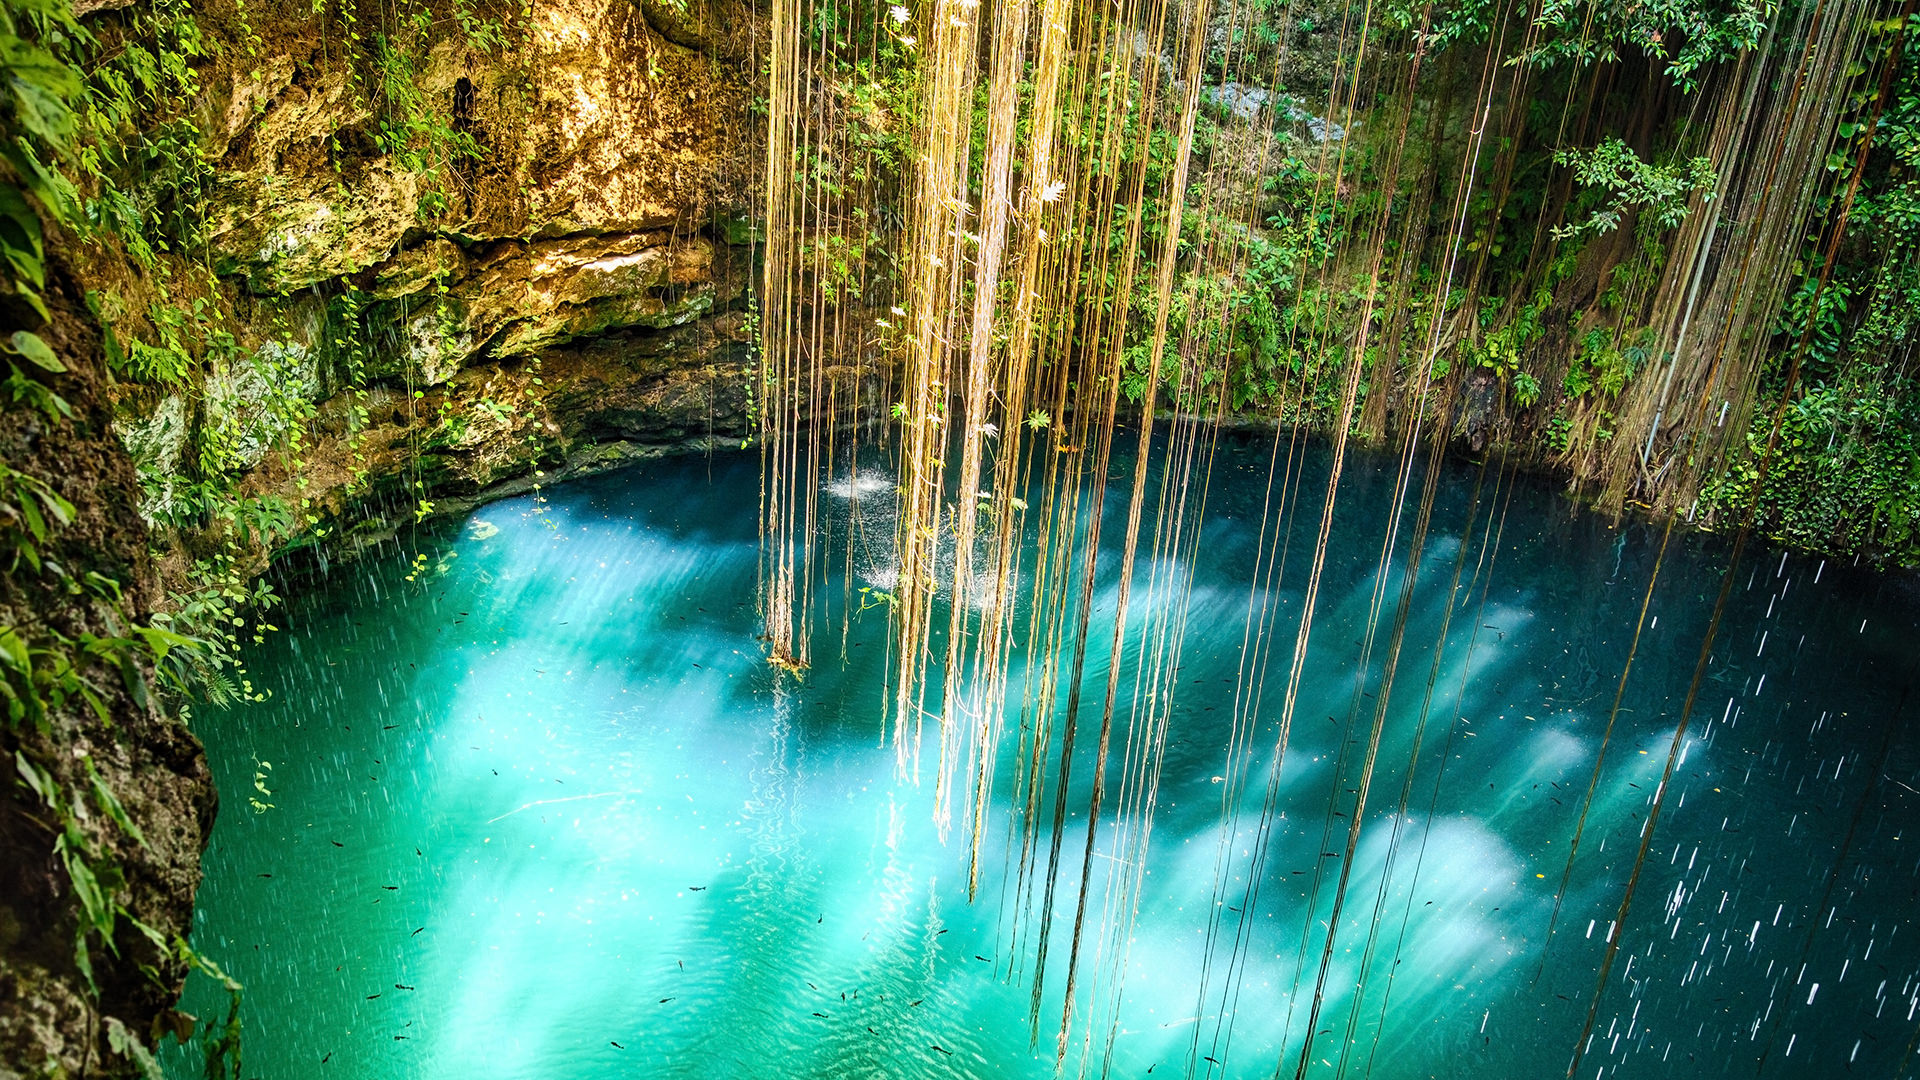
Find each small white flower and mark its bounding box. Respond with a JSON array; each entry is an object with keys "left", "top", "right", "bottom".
[
  {"left": 1040, "top": 179, "right": 1067, "bottom": 203},
  {"left": 889, "top": 4, "right": 909, "bottom": 22}
]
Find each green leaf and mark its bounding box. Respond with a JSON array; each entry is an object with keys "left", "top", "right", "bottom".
[
  {"left": 0, "top": 626, "right": 28, "bottom": 674},
  {"left": 17, "top": 486, "right": 46, "bottom": 541},
  {"left": 14, "top": 284, "right": 47, "bottom": 322},
  {"left": 8, "top": 330, "right": 62, "bottom": 372},
  {"left": 124, "top": 913, "right": 171, "bottom": 955},
  {"left": 87, "top": 761, "right": 151, "bottom": 851},
  {"left": 62, "top": 844, "right": 112, "bottom": 937},
  {"left": 134, "top": 625, "right": 197, "bottom": 663},
  {"left": 0, "top": 33, "right": 82, "bottom": 140},
  {"left": 40, "top": 484, "right": 72, "bottom": 527},
  {"left": 0, "top": 184, "right": 46, "bottom": 287},
  {"left": 15, "top": 749, "right": 54, "bottom": 805},
  {"left": 72, "top": 927, "right": 95, "bottom": 994},
  {"left": 0, "top": 142, "right": 75, "bottom": 222},
  {"left": 103, "top": 1016, "right": 166, "bottom": 1080},
  {"left": 78, "top": 682, "right": 108, "bottom": 723}
]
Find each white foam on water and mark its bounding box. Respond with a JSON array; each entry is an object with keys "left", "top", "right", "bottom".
[{"left": 824, "top": 470, "right": 896, "bottom": 499}]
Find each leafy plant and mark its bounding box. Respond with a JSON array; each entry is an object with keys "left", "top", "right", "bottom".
[
  {"left": 1526, "top": 0, "right": 1772, "bottom": 90},
  {"left": 1552, "top": 138, "right": 1717, "bottom": 240},
  {"left": 1511, "top": 370, "right": 1541, "bottom": 408},
  {"left": 0, "top": 461, "right": 73, "bottom": 573}
]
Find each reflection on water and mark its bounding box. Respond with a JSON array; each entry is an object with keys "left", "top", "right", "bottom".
[{"left": 166, "top": 437, "right": 1920, "bottom": 1079}]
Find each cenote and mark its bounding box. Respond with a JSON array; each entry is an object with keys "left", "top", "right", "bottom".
[{"left": 163, "top": 436, "right": 1919, "bottom": 1080}]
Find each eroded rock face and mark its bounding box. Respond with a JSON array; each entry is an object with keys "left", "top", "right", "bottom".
[
  {"left": 203, "top": 0, "right": 752, "bottom": 295},
  {"left": 369, "top": 230, "right": 723, "bottom": 375},
  {"left": 0, "top": 266, "right": 215, "bottom": 1080},
  {"left": 265, "top": 313, "right": 764, "bottom": 565},
  {"left": 100, "top": 0, "right": 766, "bottom": 527}
]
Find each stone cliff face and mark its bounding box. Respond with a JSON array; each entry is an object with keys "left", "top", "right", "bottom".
[
  {"left": 3, "top": 1, "right": 760, "bottom": 1075},
  {"left": 115, "top": 0, "right": 763, "bottom": 558},
  {"left": 0, "top": 260, "right": 215, "bottom": 1080}
]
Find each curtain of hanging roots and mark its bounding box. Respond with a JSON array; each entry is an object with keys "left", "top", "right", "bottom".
[{"left": 746, "top": 0, "right": 1885, "bottom": 1071}]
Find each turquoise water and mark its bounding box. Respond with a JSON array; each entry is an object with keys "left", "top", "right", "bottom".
[{"left": 167, "top": 438, "right": 1920, "bottom": 1079}]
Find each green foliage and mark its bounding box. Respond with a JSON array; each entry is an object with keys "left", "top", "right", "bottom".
[
  {"left": 0, "top": 181, "right": 51, "bottom": 318},
  {"left": 1387, "top": 0, "right": 1772, "bottom": 88},
  {"left": 74, "top": 0, "right": 217, "bottom": 263},
  {"left": 0, "top": 0, "right": 134, "bottom": 760},
  {"left": 1099, "top": 169, "right": 1338, "bottom": 415},
  {"left": 0, "top": 0, "right": 81, "bottom": 438},
  {"left": 121, "top": 338, "right": 192, "bottom": 385},
  {"left": 1552, "top": 138, "right": 1717, "bottom": 241},
  {"left": 248, "top": 758, "right": 274, "bottom": 813},
  {"left": 1566, "top": 326, "right": 1655, "bottom": 400},
  {"left": 198, "top": 342, "right": 319, "bottom": 479},
  {"left": 450, "top": 0, "right": 511, "bottom": 52},
  {"left": 1703, "top": 377, "right": 1920, "bottom": 556},
  {"left": 301, "top": 0, "right": 515, "bottom": 220},
  {"left": 367, "top": 35, "right": 482, "bottom": 217},
  {"left": 1773, "top": 275, "right": 1852, "bottom": 378},
  {"left": 0, "top": 624, "right": 103, "bottom": 732},
  {"left": 0, "top": 460, "right": 73, "bottom": 573},
  {"left": 1544, "top": 410, "right": 1574, "bottom": 453},
  {"left": 147, "top": 542, "right": 279, "bottom": 710},
  {"left": 1527, "top": 0, "right": 1773, "bottom": 90},
  {"left": 2, "top": 349, "right": 68, "bottom": 420},
  {"left": 774, "top": 4, "right": 917, "bottom": 246},
  {"left": 15, "top": 747, "right": 122, "bottom": 986},
  {"left": 1511, "top": 370, "right": 1541, "bottom": 408},
  {"left": 1474, "top": 289, "right": 1547, "bottom": 377},
  {"left": 0, "top": 1, "right": 82, "bottom": 148},
  {"left": 1703, "top": 17, "right": 1920, "bottom": 564},
  {"left": 1384, "top": 0, "right": 1496, "bottom": 55},
  {"left": 0, "top": 6, "right": 266, "bottom": 1051},
  {"left": 111, "top": 295, "right": 216, "bottom": 387},
  {"left": 800, "top": 230, "right": 872, "bottom": 303},
  {"left": 0, "top": 0, "right": 83, "bottom": 221}
]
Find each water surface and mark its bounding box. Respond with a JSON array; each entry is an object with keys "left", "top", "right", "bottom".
[{"left": 168, "top": 438, "right": 1920, "bottom": 1079}]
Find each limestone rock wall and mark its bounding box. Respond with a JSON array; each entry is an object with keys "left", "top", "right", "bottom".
[
  {"left": 0, "top": 259, "right": 217, "bottom": 1080},
  {"left": 106, "top": 0, "right": 765, "bottom": 554}
]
